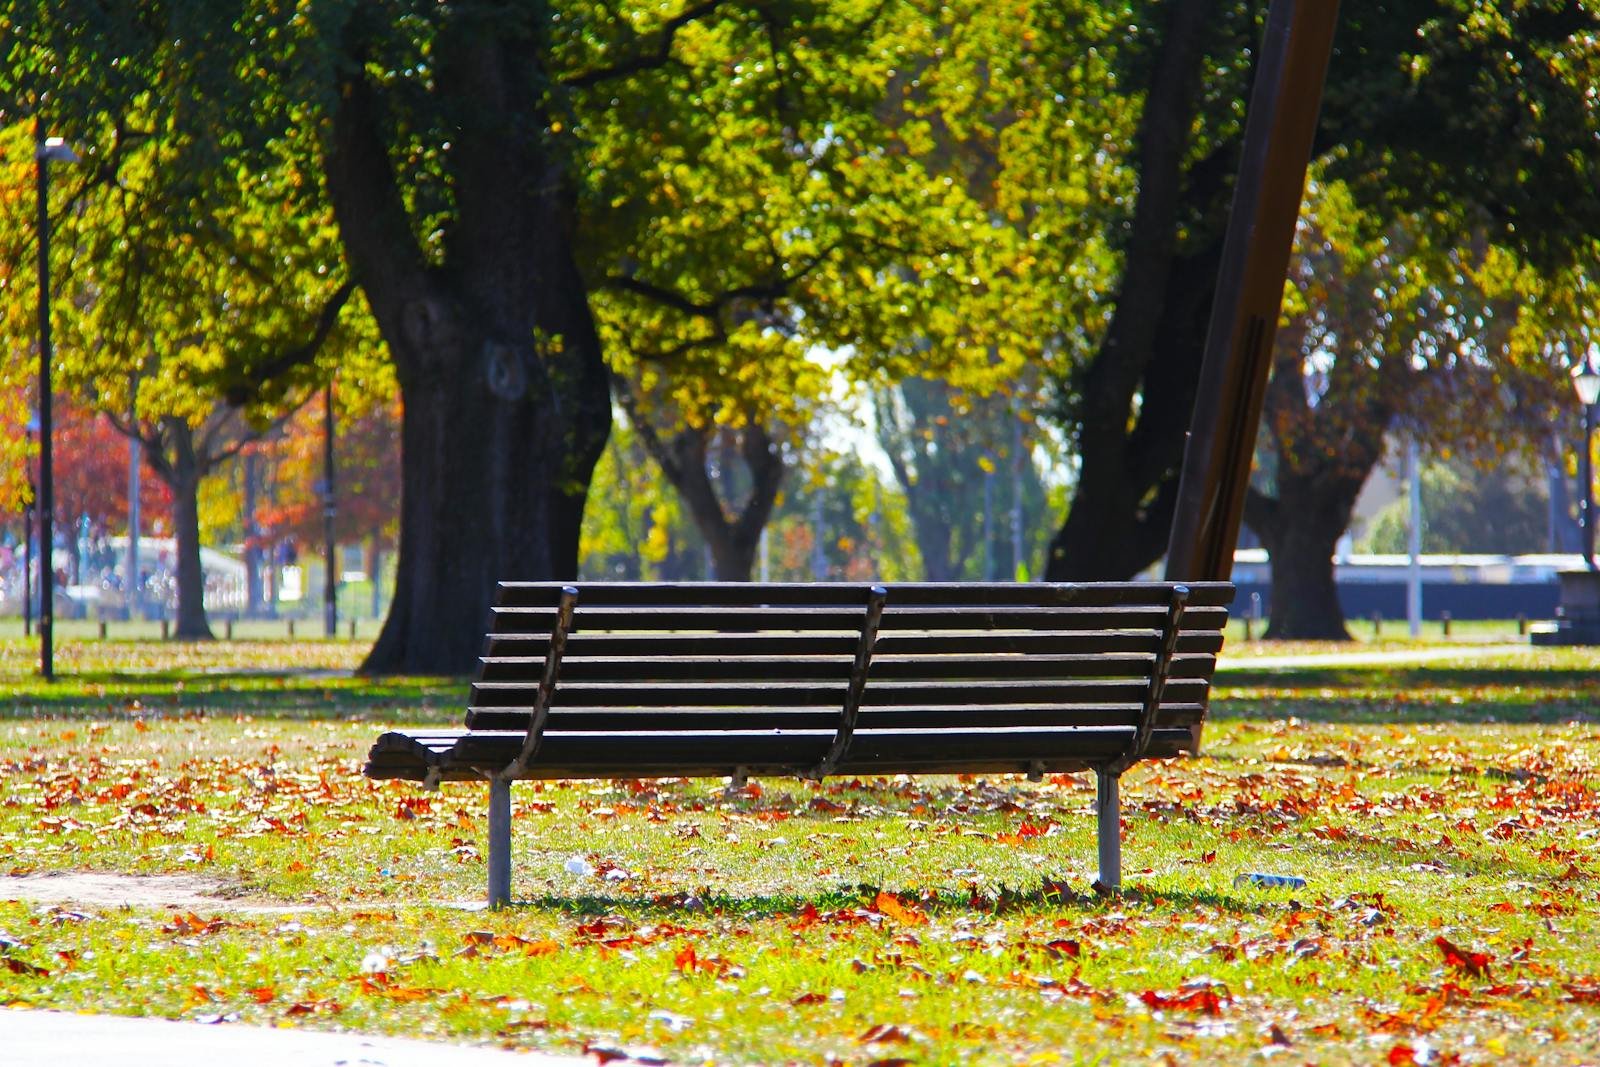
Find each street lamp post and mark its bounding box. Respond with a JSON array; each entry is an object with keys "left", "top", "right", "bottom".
[
  {"left": 35, "top": 128, "right": 78, "bottom": 680},
  {"left": 1575, "top": 360, "right": 1600, "bottom": 571},
  {"left": 323, "top": 382, "right": 337, "bottom": 638}
]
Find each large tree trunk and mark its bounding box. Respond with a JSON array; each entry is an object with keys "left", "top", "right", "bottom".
[
  {"left": 358, "top": 309, "right": 608, "bottom": 673},
  {"left": 1042, "top": 0, "right": 1232, "bottom": 581},
  {"left": 325, "top": 31, "right": 610, "bottom": 675},
  {"left": 160, "top": 418, "right": 214, "bottom": 641},
  {"left": 1247, "top": 481, "right": 1360, "bottom": 640}
]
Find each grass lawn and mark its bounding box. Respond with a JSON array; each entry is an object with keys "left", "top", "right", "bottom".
[{"left": 0, "top": 632, "right": 1597, "bottom": 1064}]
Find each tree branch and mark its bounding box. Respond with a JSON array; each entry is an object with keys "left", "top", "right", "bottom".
[
  {"left": 223, "top": 280, "right": 357, "bottom": 406},
  {"left": 611, "top": 373, "right": 686, "bottom": 484},
  {"left": 561, "top": 0, "right": 728, "bottom": 89}
]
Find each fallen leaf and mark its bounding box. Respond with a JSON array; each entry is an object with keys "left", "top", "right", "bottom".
[
  {"left": 873, "top": 892, "right": 927, "bottom": 927},
  {"left": 1433, "top": 936, "right": 1492, "bottom": 978}
]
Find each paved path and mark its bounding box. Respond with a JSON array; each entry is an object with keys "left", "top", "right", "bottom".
[
  {"left": 1217, "top": 643, "right": 1530, "bottom": 672},
  {"left": 0, "top": 1008, "right": 591, "bottom": 1066}
]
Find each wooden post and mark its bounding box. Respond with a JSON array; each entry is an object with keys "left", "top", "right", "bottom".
[
  {"left": 1517, "top": 613, "right": 1527, "bottom": 636},
  {"left": 160, "top": 618, "right": 169, "bottom": 641},
  {"left": 97, "top": 620, "right": 107, "bottom": 640},
  {"left": 348, "top": 618, "right": 357, "bottom": 640},
  {"left": 225, "top": 618, "right": 234, "bottom": 641},
  {"left": 287, "top": 618, "right": 295, "bottom": 639},
  {"left": 1165, "top": 0, "right": 1343, "bottom": 582},
  {"left": 1371, "top": 611, "right": 1381, "bottom": 638},
  {"left": 1441, "top": 610, "right": 1451, "bottom": 638}
]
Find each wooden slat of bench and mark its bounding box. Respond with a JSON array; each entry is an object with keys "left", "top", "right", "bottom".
[
  {"left": 493, "top": 581, "right": 1235, "bottom": 609},
  {"left": 484, "top": 630, "right": 1226, "bottom": 659},
  {"left": 364, "top": 724, "right": 1197, "bottom": 782},
  {"left": 491, "top": 604, "right": 1230, "bottom": 634},
  {"left": 478, "top": 652, "right": 1219, "bottom": 684},
  {"left": 463, "top": 702, "right": 1206, "bottom": 732},
  {"left": 469, "top": 676, "right": 1213, "bottom": 709}
]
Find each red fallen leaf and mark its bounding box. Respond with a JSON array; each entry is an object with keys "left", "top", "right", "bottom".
[
  {"left": 858, "top": 1023, "right": 914, "bottom": 1045},
  {"left": 248, "top": 986, "right": 275, "bottom": 1003},
  {"left": 1140, "top": 987, "right": 1225, "bottom": 1015},
  {"left": 1388, "top": 1043, "right": 1419, "bottom": 1065},
  {"left": 1566, "top": 984, "right": 1600, "bottom": 1004},
  {"left": 788, "top": 904, "right": 822, "bottom": 931},
  {"left": 791, "top": 992, "right": 827, "bottom": 1005},
  {"left": 873, "top": 892, "right": 927, "bottom": 927},
  {"left": 1433, "top": 936, "right": 1493, "bottom": 978},
  {"left": 808, "top": 797, "right": 848, "bottom": 814},
  {"left": 1201, "top": 850, "right": 1217, "bottom": 864},
  {"left": 674, "top": 946, "right": 700, "bottom": 973},
  {"left": 163, "top": 912, "right": 227, "bottom": 936},
  {"left": 3, "top": 957, "right": 48, "bottom": 977},
  {"left": 1487, "top": 901, "right": 1517, "bottom": 914},
  {"left": 1044, "top": 939, "right": 1080, "bottom": 960},
  {"left": 865, "top": 1060, "right": 915, "bottom": 1067},
  {"left": 285, "top": 1000, "right": 342, "bottom": 1016}
]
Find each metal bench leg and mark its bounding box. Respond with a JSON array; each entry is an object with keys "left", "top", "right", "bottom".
[
  {"left": 487, "top": 776, "right": 512, "bottom": 908},
  {"left": 1096, "top": 769, "right": 1121, "bottom": 893}
]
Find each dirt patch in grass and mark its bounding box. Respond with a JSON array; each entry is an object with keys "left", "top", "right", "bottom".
[{"left": 0, "top": 873, "right": 299, "bottom": 912}]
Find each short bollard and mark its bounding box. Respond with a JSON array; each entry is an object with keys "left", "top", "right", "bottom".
[
  {"left": 225, "top": 619, "right": 234, "bottom": 640},
  {"left": 1517, "top": 613, "right": 1527, "bottom": 636},
  {"left": 1244, "top": 616, "right": 1253, "bottom": 641},
  {"left": 1371, "top": 611, "right": 1382, "bottom": 637},
  {"left": 1441, "top": 610, "right": 1452, "bottom": 637},
  {"left": 287, "top": 618, "right": 296, "bottom": 638},
  {"left": 348, "top": 619, "right": 357, "bottom": 640},
  {"left": 160, "top": 619, "right": 170, "bottom": 640},
  {"left": 98, "top": 620, "right": 108, "bottom": 640}
]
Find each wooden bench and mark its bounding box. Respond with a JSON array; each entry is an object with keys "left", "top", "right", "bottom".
[{"left": 364, "top": 580, "right": 1234, "bottom": 906}]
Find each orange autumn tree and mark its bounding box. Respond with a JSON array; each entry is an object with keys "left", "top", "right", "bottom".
[
  {"left": 49, "top": 401, "right": 171, "bottom": 586},
  {"left": 255, "top": 393, "right": 401, "bottom": 619}
]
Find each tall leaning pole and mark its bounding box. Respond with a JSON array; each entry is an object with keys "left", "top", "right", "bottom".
[
  {"left": 1165, "top": 0, "right": 1342, "bottom": 581},
  {"left": 1163, "top": 0, "right": 1342, "bottom": 746}
]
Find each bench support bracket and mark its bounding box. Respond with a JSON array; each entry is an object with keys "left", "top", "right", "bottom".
[
  {"left": 487, "top": 775, "right": 513, "bottom": 908},
  {"left": 810, "top": 585, "right": 888, "bottom": 780},
  {"left": 502, "top": 586, "right": 579, "bottom": 780}
]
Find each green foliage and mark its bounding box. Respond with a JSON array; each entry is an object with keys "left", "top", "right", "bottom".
[
  {"left": 876, "top": 377, "right": 1056, "bottom": 581},
  {"left": 1357, "top": 454, "right": 1551, "bottom": 555}
]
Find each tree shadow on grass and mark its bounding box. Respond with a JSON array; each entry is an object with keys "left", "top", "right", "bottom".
[
  {"left": 0, "top": 672, "right": 463, "bottom": 723},
  {"left": 502, "top": 881, "right": 1277, "bottom": 920},
  {"left": 1217, "top": 665, "right": 1600, "bottom": 692},
  {"left": 1211, "top": 695, "right": 1598, "bottom": 726}
]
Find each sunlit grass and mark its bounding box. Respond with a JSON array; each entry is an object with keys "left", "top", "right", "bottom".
[{"left": 0, "top": 635, "right": 1598, "bottom": 1062}]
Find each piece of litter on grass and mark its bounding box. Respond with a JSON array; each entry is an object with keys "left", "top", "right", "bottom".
[
  {"left": 1233, "top": 873, "right": 1307, "bottom": 889},
  {"left": 564, "top": 857, "right": 595, "bottom": 877}
]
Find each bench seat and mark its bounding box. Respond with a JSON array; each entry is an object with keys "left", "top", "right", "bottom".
[{"left": 364, "top": 580, "right": 1233, "bottom": 905}]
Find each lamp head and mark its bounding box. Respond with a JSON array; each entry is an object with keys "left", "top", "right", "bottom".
[
  {"left": 1575, "top": 365, "right": 1600, "bottom": 408},
  {"left": 36, "top": 137, "right": 78, "bottom": 164}
]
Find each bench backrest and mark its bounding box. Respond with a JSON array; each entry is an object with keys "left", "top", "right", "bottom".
[{"left": 463, "top": 581, "right": 1232, "bottom": 777}]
